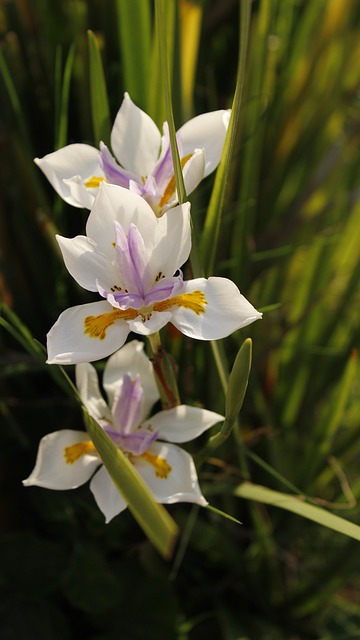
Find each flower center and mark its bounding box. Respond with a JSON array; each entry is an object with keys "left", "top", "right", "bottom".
[
  {"left": 83, "top": 290, "right": 207, "bottom": 340},
  {"left": 64, "top": 441, "right": 96, "bottom": 463},
  {"left": 64, "top": 440, "right": 171, "bottom": 480}
]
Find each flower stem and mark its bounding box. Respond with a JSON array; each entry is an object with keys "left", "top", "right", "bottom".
[{"left": 148, "top": 332, "right": 180, "bottom": 410}]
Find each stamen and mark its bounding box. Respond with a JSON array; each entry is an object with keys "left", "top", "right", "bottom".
[
  {"left": 84, "top": 308, "right": 138, "bottom": 340},
  {"left": 140, "top": 451, "right": 172, "bottom": 478},
  {"left": 159, "top": 153, "right": 193, "bottom": 208},
  {"left": 154, "top": 290, "right": 207, "bottom": 315},
  {"left": 84, "top": 176, "right": 107, "bottom": 189},
  {"left": 64, "top": 441, "right": 96, "bottom": 464}
]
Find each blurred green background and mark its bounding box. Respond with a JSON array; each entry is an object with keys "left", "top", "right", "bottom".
[{"left": 1, "top": 0, "right": 360, "bottom": 638}]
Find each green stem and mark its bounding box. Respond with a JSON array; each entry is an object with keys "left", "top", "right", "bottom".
[{"left": 148, "top": 332, "right": 180, "bottom": 410}]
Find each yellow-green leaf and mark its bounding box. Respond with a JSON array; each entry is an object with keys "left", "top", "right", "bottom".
[{"left": 235, "top": 482, "right": 360, "bottom": 542}]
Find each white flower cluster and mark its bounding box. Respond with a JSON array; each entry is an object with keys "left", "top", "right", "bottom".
[{"left": 24, "top": 94, "right": 261, "bottom": 521}]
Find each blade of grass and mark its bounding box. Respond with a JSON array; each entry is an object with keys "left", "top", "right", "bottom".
[
  {"left": 55, "top": 43, "right": 76, "bottom": 150},
  {"left": 87, "top": 30, "right": 111, "bottom": 145},
  {"left": 235, "top": 482, "right": 360, "bottom": 542},
  {"left": 179, "top": 0, "right": 203, "bottom": 120},
  {"left": 115, "top": 0, "right": 151, "bottom": 111},
  {"left": 200, "top": 0, "right": 252, "bottom": 277}
]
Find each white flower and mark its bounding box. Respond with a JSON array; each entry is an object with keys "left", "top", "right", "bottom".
[
  {"left": 23, "top": 340, "right": 224, "bottom": 522},
  {"left": 46, "top": 184, "right": 262, "bottom": 365},
  {"left": 34, "top": 92, "right": 230, "bottom": 216}
]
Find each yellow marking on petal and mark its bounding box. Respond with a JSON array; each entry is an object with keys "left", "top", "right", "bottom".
[
  {"left": 85, "top": 176, "right": 107, "bottom": 189},
  {"left": 159, "top": 153, "right": 193, "bottom": 208},
  {"left": 84, "top": 308, "right": 138, "bottom": 340},
  {"left": 154, "top": 290, "right": 207, "bottom": 315},
  {"left": 140, "top": 451, "right": 172, "bottom": 478},
  {"left": 64, "top": 441, "right": 96, "bottom": 464}
]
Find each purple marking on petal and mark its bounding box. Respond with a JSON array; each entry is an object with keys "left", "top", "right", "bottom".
[
  {"left": 111, "top": 291, "right": 144, "bottom": 309},
  {"left": 96, "top": 281, "right": 142, "bottom": 310},
  {"left": 151, "top": 124, "right": 184, "bottom": 192},
  {"left": 111, "top": 374, "right": 144, "bottom": 435},
  {"left": 127, "top": 224, "right": 151, "bottom": 293},
  {"left": 99, "top": 142, "right": 140, "bottom": 188},
  {"left": 104, "top": 427, "right": 159, "bottom": 456},
  {"left": 128, "top": 180, "right": 146, "bottom": 197},
  {"left": 114, "top": 221, "right": 152, "bottom": 301},
  {"left": 144, "top": 273, "right": 184, "bottom": 305}
]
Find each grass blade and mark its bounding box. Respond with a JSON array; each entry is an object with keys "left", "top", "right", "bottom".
[
  {"left": 87, "top": 29, "right": 111, "bottom": 145},
  {"left": 236, "top": 482, "right": 360, "bottom": 542}
]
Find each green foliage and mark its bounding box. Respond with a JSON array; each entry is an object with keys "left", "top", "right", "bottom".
[{"left": 2, "top": 0, "right": 360, "bottom": 637}]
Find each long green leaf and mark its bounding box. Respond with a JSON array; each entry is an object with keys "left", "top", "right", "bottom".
[
  {"left": 115, "top": 0, "right": 151, "bottom": 111},
  {"left": 83, "top": 409, "right": 178, "bottom": 559},
  {"left": 225, "top": 338, "right": 252, "bottom": 421},
  {"left": 55, "top": 44, "right": 76, "bottom": 150},
  {"left": 200, "top": 0, "right": 252, "bottom": 276},
  {"left": 235, "top": 482, "right": 360, "bottom": 542},
  {"left": 155, "top": 0, "right": 186, "bottom": 204},
  {"left": 87, "top": 30, "right": 111, "bottom": 145}
]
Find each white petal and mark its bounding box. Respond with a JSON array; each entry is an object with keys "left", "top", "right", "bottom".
[
  {"left": 103, "top": 340, "right": 159, "bottom": 419},
  {"left": 143, "top": 405, "right": 224, "bottom": 443},
  {"left": 34, "top": 144, "right": 102, "bottom": 206},
  {"left": 135, "top": 442, "right": 207, "bottom": 506},
  {"left": 182, "top": 148, "right": 206, "bottom": 196},
  {"left": 150, "top": 202, "right": 191, "bottom": 277},
  {"left": 47, "top": 301, "right": 130, "bottom": 364},
  {"left": 86, "top": 183, "right": 158, "bottom": 258},
  {"left": 90, "top": 465, "right": 127, "bottom": 523},
  {"left": 56, "top": 234, "right": 117, "bottom": 292},
  {"left": 178, "top": 110, "right": 230, "bottom": 177},
  {"left": 63, "top": 176, "right": 97, "bottom": 209},
  {"left": 170, "top": 277, "right": 262, "bottom": 340},
  {"left": 110, "top": 92, "right": 161, "bottom": 177},
  {"left": 75, "top": 363, "right": 112, "bottom": 423},
  {"left": 23, "top": 430, "right": 100, "bottom": 490},
  {"left": 127, "top": 310, "right": 172, "bottom": 336}
]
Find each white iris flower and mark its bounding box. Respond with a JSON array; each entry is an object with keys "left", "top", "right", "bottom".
[
  {"left": 46, "top": 184, "right": 262, "bottom": 365},
  {"left": 23, "top": 341, "right": 224, "bottom": 523},
  {"left": 35, "top": 92, "right": 230, "bottom": 216}
]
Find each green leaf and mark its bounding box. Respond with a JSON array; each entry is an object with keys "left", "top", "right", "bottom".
[
  {"left": 200, "top": 0, "right": 252, "bottom": 275},
  {"left": 54, "top": 44, "right": 76, "bottom": 150},
  {"left": 115, "top": 0, "right": 151, "bottom": 111},
  {"left": 225, "top": 338, "right": 252, "bottom": 421},
  {"left": 155, "top": 0, "right": 186, "bottom": 205},
  {"left": 235, "top": 482, "right": 360, "bottom": 541},
  {"left": 87, "top": 30, "right": 111, "bottom": 145},
  {"left": 82, "top": 408, "right": 178, "bottom": 559}
]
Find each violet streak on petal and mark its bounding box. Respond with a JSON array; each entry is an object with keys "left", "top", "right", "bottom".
[
  {"left": 112, "top": 374, "right": 144, "bottom": 435},
  {"left": 103, "top": 427, "right": 159, "bottom": 456},
  {"left": 144, "top": 272, "right": 184, "bottom": 305},
  {"left": 99, "top": 142, "right": 139, "bottom": 189},
  {"left": 96, "top": 280, "right": 144, "bottom": 310},
  {"left": 114, "top": 222, "right": 151, "bottom": 301},
  {"left": 151, "top": 124, "right": 184, "bottom": 192}
]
